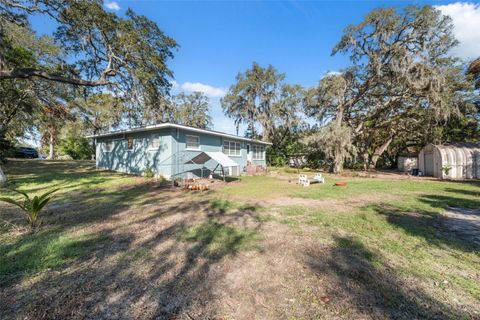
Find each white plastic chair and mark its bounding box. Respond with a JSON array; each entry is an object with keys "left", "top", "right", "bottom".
[
  {"left": 313, "top": 173, "right": 325, "bottom": 184},
  {"left": 298, "top": 174, "right": 310, "bottom": 187}
]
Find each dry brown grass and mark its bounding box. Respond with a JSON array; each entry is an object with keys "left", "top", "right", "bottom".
[{"left": 1, "top": 161, "right": 479, "bottom": 319}]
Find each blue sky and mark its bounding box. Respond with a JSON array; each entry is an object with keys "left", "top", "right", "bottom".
[{"left": 30, "top": 1, "right": 480, "bottom": 135}]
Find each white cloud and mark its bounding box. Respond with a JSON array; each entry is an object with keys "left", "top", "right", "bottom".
[
  {"left": 324, "top": 71, "right": 342, "bottom": 77},
  {"left": 105, "top": 1, "right": 120, "bottom": 11},
  {"left": 180, "top": 82, "right": 226, "bottom": 98},
  {"left": 435, "top": 2, "right": 480, "bottom": 60}
]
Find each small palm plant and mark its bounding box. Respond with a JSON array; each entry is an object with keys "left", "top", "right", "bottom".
[
  {"left": 0, "top": 188, "right": 59, "bottom": 230},
  {"left": 442, "top": 165, "right": 452, "bottom": 177}
]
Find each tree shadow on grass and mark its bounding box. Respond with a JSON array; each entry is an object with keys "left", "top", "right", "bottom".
[
  {"left": 444, "top": 188, "right": 480, "bottom": 197},
  {"left": 443, "top": 179, "right": 480, "bottom": 188},
  {"left": 305, "top": 236, "right": 472, "bottom": 319},
  {"left": 0, "top": 228, "right": 114, "bottom": 287},
  {"left": 1, "top": 193, "right": 265, "bottom": 319},
  {"left": 4, "top": 160, "right": 96, "bottom": 178},
  {"left": 372, "top": 203, "right": 480, "bottom": 253},
  {"left": 2, "top": 159, "right": 131, "bottom": 194},
  {"left": 419, "top": 194, "right": 480, "bottom": 210}
]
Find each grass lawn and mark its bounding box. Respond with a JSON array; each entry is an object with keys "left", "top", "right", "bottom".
[{"left": 1, "top": 160, "right": 479, "bottom": 319}]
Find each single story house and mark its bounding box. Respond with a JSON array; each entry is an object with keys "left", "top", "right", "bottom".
[{"left": 88, "top": 123, "right": 272, "bottom": 179}]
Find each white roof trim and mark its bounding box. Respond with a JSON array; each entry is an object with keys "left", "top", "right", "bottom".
[{"left": 87, "top": 123, "right": 272, "bottom": 145}]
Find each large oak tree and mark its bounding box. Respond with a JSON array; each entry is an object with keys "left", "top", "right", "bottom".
[
  {"left": 221, "top": 63, "right": 304, "bottom": 160},
  {"left": 306, "top": 6, "right": 474, "bottom": 172},
  {"left": 0, "top": 0, "right": 178, "bottom": 185}
]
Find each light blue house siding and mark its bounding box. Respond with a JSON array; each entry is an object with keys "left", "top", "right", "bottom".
[
  {"left": 96, "top": 128, "right": 174, "bottom": 177},
  {"left": 94, "top": 125, "right": 269, "bottom": 179}
]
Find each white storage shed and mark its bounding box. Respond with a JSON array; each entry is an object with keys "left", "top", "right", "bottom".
[
  {"left": 418, "top": 143, "right": 480, "bottom": 180},
  {"left": 397, "top": 156, "right": 418, "bottom": 172}
]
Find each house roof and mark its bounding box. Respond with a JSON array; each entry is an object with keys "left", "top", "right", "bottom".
[
  {"left": 86, "top": 123, "right": 272, "bottom": 145},
  {"left": 185, "top": 151, "right": 239, "bottom": 167}
]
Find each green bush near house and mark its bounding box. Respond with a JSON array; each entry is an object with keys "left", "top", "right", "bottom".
[
  {"left": 157, "top": 175, "right": 167, "bottom": 185},
  {"left": 144, "top": 165, "right": 155, "bottom": 179},
  {"left": 58, "top": 136, "right": 94, "bottom": 160}
]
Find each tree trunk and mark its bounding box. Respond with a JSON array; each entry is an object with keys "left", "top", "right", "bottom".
[
  {"left": 368, "top": 158, "right": 378, "bottom": 170},
  {"left": 333, "top": 159, "right": 343, "bottom": 174},
  {"left": 331, "top": 108, "right": 345, "bottom": 174},
  {"left": 362, "top": 152, "right": 369, "bottom": 171},
  {"left": 0, "top": 24, "right": 6, "bottom": 71},
  {"left": 0, "top": 128, "right": 10, "bottom": 186},
  {"left": 48, "top": 132, "right": 56, "bottom": 160},
  {"left": 0, "top": 166, "right": 6, "bottom": 187},
  {"left": 332, "top": 143, "right": 343, "bottom": 174},
  {"left": 369, "top": 137, "right": 393, "bottom": 170}
]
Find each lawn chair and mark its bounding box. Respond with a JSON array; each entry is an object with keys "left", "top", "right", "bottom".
[
  {"left": 313, "top": 173, "right": 325, "bottom": 184},
  {"left": 298, "top": 174, "right": 310, "bottom": 187}
]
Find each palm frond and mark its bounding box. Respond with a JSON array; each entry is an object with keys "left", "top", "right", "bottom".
[
  {"left": 37, "top": 197, "right": 53, "bottom": 212},
  {"left": 14, "top": 189, "right": 30, "bottom": 201},
  {"left": 37, "top": 188, "right": 60, "bottom": 202},
  {"left": 0, "top": 197, "right": 26, "bottom": 211}
]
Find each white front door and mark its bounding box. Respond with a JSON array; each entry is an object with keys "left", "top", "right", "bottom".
[{"left": 246, "top": 144, "right": 252, "bottom": 162}]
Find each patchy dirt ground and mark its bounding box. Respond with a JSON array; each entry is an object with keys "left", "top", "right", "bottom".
[
  {"left": 1, "top": 189, "right": 322, "bottom": 319},
  {"left": 441, "top": 207, "right": 480, "bottom": 246},
  {"left": 1, "top": 161, "right": 479, "bottom": 320},
  {"left": 2, "top": 190, "right": 477, "bottom": 319}
]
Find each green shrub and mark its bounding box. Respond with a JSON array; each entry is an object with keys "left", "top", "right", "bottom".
[
  {"left": 157, "top": 175, "right": 167, "bottom": 185},
  {"left": 267, "top": 148, "right": 287, "bottom": 167},
  {"left": 0, "top": 188, "right": 59, "bottom": 230},
  {"left": 144, "top": 165, "right": 155, "bottom": 179},
  {"left": 58, "top": 136, "right": 94, "bottom": 160},
  {"left": 442, "top": 165, "right": 452, "bottom": 176}
]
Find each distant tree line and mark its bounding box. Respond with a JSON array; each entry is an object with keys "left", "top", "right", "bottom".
[
  {"left": 0, "top": 2, "right": 479, "bottom": 186},
  {"left": 0, "top": 0, "right": 214, "bottom": 185},
  {"left": 221, "top": 6, "right": 479, "bottom": 173}
]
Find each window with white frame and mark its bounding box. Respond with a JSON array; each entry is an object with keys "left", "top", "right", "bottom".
[
  {"left": 127, "top": 137, "right": 134, "bottom": 151},
  {"left": 186, "top": 135, "right": 200, "bottom": 150},
  {"left": 150, "top": 135, "right": 160, "bottom": 150},
  {"left": 252, "top": 145, "right": 265, "bottom": 160},
  {"left": 104, "top": 140, "right": 113, "bottom": 152},
  {"left": 223, "top": 140, "right": 241, "bottom": 156}
]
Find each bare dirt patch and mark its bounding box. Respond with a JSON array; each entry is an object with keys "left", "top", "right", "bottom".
[
  {"left": 259, "top": 192, "right": 402, "bottom": 212},
  {"left": 441, "top": 207, "right": 480, "bottom": 246},
  {"left": 261, "top": 196, "right": 335, "bottom": 207},
  {"left": 2, "top": 162, "right": 479, "bottom": 320}
]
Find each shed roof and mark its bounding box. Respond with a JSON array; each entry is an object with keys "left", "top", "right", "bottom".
[
  {"left": 185, "top": 151, "right": 239, "bottom": 167},
  {"left": 432, "top": 142, "right": 480, "bottom": 149},
  {"left": 87, "top": 122, "right": 272, "bottom": 145}
]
